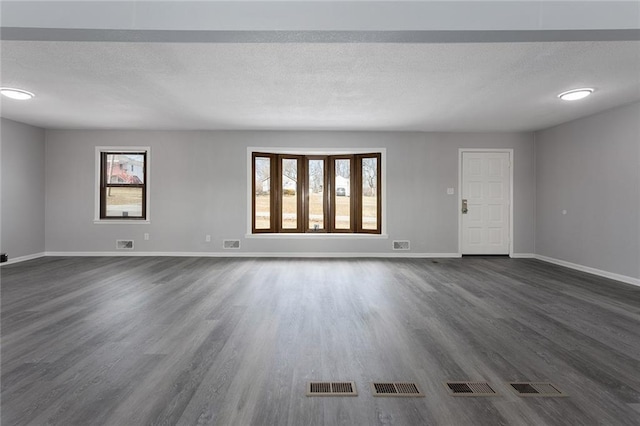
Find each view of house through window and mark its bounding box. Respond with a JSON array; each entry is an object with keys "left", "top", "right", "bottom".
[
  {"left": 100, "top": 151, "right": 147, "bottom": 219},
  {"left": 334, "top": 157, "right": 352, "bottom": 230},
  {"left": 252, "top": 151, "right": 381, "bottom": 234}
]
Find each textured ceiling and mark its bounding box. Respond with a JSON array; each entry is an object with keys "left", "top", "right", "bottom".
[{"left": 1, "top": 40, "right": 639, "bottom": 132}]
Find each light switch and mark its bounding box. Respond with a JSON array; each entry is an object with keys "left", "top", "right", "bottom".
[{"left": 447, "top": 188, "right": 455, "bottom": 195}]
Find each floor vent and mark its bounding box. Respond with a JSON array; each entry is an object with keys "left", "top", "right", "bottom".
[
  {"left": 116, "top": 240, "right": 134, "bottom": 250},
  {"left": 306, "top": 381, "right": 357, "bottom": 396},
  {"left": 508, "top": 382, "right": 567, "bottom": 397},
  {"left": 445, "top": 381, "right": 498, "bottom": 396},
  {"left": 371, "top": 382, "right": 424, "bottom": 397},
  {"left": 393, "top": 241, "right": 410, "bottom": 250},
  {"left": 223, "top": 240, "right": 240, "bottom": 249}
]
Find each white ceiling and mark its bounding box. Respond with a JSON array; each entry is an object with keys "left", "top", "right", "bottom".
[
  {"left": 1, "top": 1, "right": 639, "bottom": 132},
  {"left": 1, "top": 39, "right": 639, "bottom": 132}
]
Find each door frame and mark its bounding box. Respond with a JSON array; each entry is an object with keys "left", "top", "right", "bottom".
[{"left": 457, "top": 148, "right": 514, "bottom": 257}]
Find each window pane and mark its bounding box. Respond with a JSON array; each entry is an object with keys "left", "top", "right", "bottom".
[
  {"left": 254, "top": 157, "right": 271, "bottom": 230},
  {"left": 105, "top": 154, "right": 144, "bottom": 184},
  {"left": 105, "top": 187, "right": 143, "bottom": 217},
  {"left": 334, "top": 158, "right": 351, "bottom": 229},
  {"left": 308, "top": 159, "right": 324, "bottom": 230},
  {"left": 281, "top": 158, "right": 298, "bottom": 229},
  {"left": 361, "top": 157, "right": 378, "bottom": 230}
]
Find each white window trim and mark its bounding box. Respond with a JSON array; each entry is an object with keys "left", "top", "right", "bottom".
[
  {"left": 94, "top": 146, "right": 151, "bottom": 224},
  {"left": 246, "top": 147, "right": 387, "bottom": 237},
  {"left": 245, "top": 233, "right": 389, "bottom": 239}
]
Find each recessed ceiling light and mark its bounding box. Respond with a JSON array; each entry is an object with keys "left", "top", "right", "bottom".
[
  {"left": 0, "top": 87, "right": 35, "bottom": 100},
  {"left": 557, "top": 88, "right": 594, "bottom": 101}
]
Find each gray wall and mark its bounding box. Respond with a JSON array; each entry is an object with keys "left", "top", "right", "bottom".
[
  {"left": 44, "top": 130, "right": 535, "bottom": 255},
  {"left": 535, "top": 101, "right": 640, "bottom": 279},
  {"left": 1, "top": 118, "right": 46, "bottom": 260}
]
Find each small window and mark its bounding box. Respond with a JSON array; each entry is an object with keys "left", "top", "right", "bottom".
[{"left": 99, "top": 151, "right": 147, "bottom": 219}]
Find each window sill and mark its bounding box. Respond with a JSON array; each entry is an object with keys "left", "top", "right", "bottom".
[
  {"left": 94, "top": 219, "right": 151, "bottom": 225},
  {"left": 245, "top": 233, "right": 388, "bottom": 239}
]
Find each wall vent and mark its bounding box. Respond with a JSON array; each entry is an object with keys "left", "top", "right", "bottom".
[
  {"left": 223, "top": 240, "right": 240, "bottom": 249},
  {"left": 116, "top": 240, "right": 134, "bottom": 250},
  {"left": 393, "top": 241, "right": 410, "bottom": 250}
]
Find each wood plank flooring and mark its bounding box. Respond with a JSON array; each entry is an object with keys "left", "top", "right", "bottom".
[{"left": 1, "top": 256, "right": 639, "bottom": 425}]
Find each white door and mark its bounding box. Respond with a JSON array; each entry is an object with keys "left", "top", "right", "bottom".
[{"left": 461, "top": 151, "right": 511, "bottom": 255}]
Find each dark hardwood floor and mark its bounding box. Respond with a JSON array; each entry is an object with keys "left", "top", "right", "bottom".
[{"left": 1, "top": 256, "right": 639, "bottom": 425}]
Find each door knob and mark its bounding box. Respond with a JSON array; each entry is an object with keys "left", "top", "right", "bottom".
[{"left": 462, "top": 199, "right": 468, "bottom": 214}]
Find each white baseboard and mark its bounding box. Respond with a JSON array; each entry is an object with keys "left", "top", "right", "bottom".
[
  {"left": 534, "top": 254, "right": 640, "bottom": 287},
  {"left": 0, "top": 252, "right": 46, "bottom": 266},
  {"left": 44, "top": 251, "right": 462, "bottom": 259},
  {"left": 510, "top": 253, "right": 535, "bottom": 258}
]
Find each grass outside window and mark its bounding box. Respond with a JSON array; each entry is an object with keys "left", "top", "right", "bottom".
[{"left": 252, "top": 152, "right": 381, "bottom": 234}]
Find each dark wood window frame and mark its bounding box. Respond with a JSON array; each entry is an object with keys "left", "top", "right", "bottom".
[
  {"left": 252, "top": 152, "right": 381, "bottom": 234},
  {"left": 355, "top": 153, "right": 382, "bottom": 234},
  {"left": 328, "top": 155, "right": 355, "bottom": 233},
  {"left": 252, "top": 153, "right": 277, "bottom": 233},
  {"left": 99, "top": 151, "right": 147, "bottom": 220},
  {"left": 278, "top": 154, "right": 305, "bottom": 233},
  {"left": 305, "top": 156, "right": 329, "bottom": 233}
]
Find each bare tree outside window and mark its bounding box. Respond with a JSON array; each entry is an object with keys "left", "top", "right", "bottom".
[
  {"left": 308, "top": 159, "right": 325, "bottom": 230},
  {"left": 361, "top": 157, "right": 378, "bottom": 230},
  {"left": 251, "top": 152, "right": 381, "bottom": 234},
  {"left": 281, "top": 158, "right": 298, "bottom": 229},
  {"left": 334, "top": 158, "right": 352, "bottom": 230},
  {"left": 100, "top": 152, "right": 147, "bottom": 219},
  {"left": 254, "top": 156, "right": 271, "bottom": 229}
]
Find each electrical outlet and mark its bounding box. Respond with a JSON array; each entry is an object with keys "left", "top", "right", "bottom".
[
  {"left": 205, "top": 235, "right": 211, "bottom": 242},
  {"left": 144, "top": 233, "right": 150, "bottom": 240}
]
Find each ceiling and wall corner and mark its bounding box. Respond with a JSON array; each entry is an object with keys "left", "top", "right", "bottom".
[
  {"left": 534, "top": 101, "right": 640, "bottom": 283},
  {"left": 0, "top": 1, "right": 638, "bottom": 132},
  {"left": 0, "top": 118, "right": 46, "bottom": 262}
]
